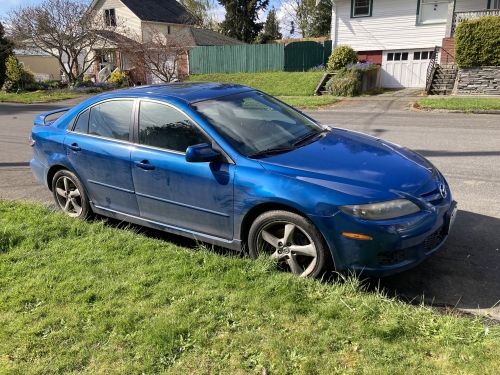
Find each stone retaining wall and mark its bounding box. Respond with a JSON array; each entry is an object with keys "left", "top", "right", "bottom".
[{"left": 456, "top": 67, "right": 500, "bottom": 95}]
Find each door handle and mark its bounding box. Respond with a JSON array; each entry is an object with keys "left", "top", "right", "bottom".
[
  {"left": 134, "top": 160, "right": 155, "bottom": 170},
  {"left": 67, "top": 143, "right": 81, "bottom": 151}
]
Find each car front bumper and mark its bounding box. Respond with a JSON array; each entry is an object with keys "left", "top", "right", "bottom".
[{"left": 313, "top": 198, "right": 457, "bottom": 277}]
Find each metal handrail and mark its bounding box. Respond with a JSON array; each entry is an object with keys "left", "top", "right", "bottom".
[{"left": 425, "top": 46, "right": 440, "bottom": 93}]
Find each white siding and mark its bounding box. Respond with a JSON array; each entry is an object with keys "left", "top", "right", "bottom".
[
  {"left": 333, "top": 0, "right": 447, "bottom": 51},
  {"left": 92, "top": 0, "right": 142, "bottom": 35},
  {"left": 455, "top": 0, "right": 489, "bottom": 12}
]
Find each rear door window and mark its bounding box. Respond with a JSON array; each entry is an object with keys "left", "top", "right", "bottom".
[{"left": 88, "top": 100, "right": 134, "bottom": 141}]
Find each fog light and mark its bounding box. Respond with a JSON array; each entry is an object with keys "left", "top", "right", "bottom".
[{"left": 342, "top": 232, "right": 372, "bottom": 240}]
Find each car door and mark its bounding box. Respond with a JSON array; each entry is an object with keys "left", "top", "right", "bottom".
[
  {"left": 130, "top": 100, "right": 234, "bottom": 240},
  {"left": 64, "top": 99, "right": 139, "bottom": 216}
]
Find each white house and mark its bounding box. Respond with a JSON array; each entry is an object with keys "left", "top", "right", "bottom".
[{"left": 331, "top": 0, "right": 500, "bottom": 88}]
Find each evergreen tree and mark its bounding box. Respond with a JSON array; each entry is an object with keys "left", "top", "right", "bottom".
[
  {"left": 284, "top": 0, "right": 331, "bottom": 38},
  {"left": 218, "top": 0, "right": 270, "bottom": 43},
  {"left": 255, "top": 7, "right": 282, "bottom": 43},
  {"left": 0, "top": 22, "right": 14, "bottom": 88},
  {"left": 309, "top": 0, "right": 331, "bottom": 37}
]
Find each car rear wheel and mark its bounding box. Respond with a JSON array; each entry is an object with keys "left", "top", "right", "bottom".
[
  {"left": 248, "top": 210, "right": 332, "bottom": 278},
  {"left": 52, "top": 170, "right": 91, "bottom": 219}
]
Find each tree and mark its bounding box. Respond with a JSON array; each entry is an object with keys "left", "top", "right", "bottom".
[
  {"left": 119, "top": 25, "right": 192, "bottom": 84},
  {"left": 255, "top": 7, "right": 282, "bottom": 43},
  {"left": 178, "top": 0, "right": 219, "bottom": 29},
  {"left": 4, "top": 55, "right": 34, "bottom": 89},
  {"left": 278, "top": 0, "right": 331, "bottom": 38},
  {"left": 218, "top": 0, "right": 270, "bottom": 43},
  {"left": 0, "top": 22, "right": 14, "bottom": 88},
  {"left": 6, "top": 0, "right": 122, "bottom": 85}
]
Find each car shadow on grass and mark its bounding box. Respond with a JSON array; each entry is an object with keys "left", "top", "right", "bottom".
[
  {"left": 98, "top": 210, "right": 500, "bottom": 315},
  {"left": 367, "top": 210, "right": 500, "bottom": 314}
]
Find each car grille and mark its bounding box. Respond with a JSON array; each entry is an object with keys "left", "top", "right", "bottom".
[
  {"left": 420, "top": 186, "right": 443, "bottom": 205},
  {"left": 378, "top": 250, "right": 405, "bottom": 266},
  {"left": 424, "top": 227, "right": 446, "bottom": 253}
]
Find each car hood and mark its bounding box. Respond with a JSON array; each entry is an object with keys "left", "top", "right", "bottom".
[{"left": 258, "top": 128, "right": 435, "bottom": 200}]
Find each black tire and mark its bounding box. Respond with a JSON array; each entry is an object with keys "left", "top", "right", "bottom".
[
  {"left": 248, "top": 210, "right": 333, "bottom": 278},
  {"left": 51, "top": 169, "right": 91, "bottom": 219}
]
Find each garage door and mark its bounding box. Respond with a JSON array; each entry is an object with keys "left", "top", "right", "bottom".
[{"left": 381, "top": 49, "right": 437, "bottom": 88}]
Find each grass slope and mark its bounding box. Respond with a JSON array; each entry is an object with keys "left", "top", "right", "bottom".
[
  {"left": 0, "top": 201, "right": 499, "bottom": 374},
  {"left": 184, "top": 72, "right": 325, "bottom": 97},
  {"left": 0, "top": 90, "right": 84, "bottom": 104},
  {"left": 418, "top": 98, "right": 500, "bottom": 111}
]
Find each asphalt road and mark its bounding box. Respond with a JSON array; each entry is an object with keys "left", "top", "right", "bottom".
[{"left": 1, "top": 97, "right": 499, "bottom": 319}]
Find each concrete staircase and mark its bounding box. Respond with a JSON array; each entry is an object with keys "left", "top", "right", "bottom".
[{"left": 428, "top": 63, "right": 458, "bottom": 95}]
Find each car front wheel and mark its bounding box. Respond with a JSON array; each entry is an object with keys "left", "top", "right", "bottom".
[
  {"left": 52, "top": 170, "right": 91, "bottom": 219},
  {"left": 248, "top": 210, "right": 332, "bottom": 278}
]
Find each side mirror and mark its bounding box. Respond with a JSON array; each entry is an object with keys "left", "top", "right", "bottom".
[{"left": 185, "top": 143, "right": 219, "bottom": 163}]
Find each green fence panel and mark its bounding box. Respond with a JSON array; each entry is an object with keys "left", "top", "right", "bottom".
[
  {"left": 284, "top": 41, "right": 326, "bottom": 72},
  {"left": 323, "top": 40, "right": 332, "bottom": 65},
  {"left": 189, "top": 44, "right": 285, "bottom": 75}
]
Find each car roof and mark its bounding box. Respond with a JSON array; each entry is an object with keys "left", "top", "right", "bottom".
[{"left": 110, "top": 82, "right": 254, "bottom": 103}]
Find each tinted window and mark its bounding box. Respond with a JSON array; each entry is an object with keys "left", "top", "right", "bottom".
[
  {"left": 73, "top": 109, "right": 89, "bottom": 133},
  {"left": 88, "top": 100, "right": 133, "bottom": 140},
  {"left": 139, "top": 101, "right": 209, "bottom": 153}
]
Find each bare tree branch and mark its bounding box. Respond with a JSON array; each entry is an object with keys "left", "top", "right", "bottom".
[{"left": 5, "top": 0, "right": 125, "bottom": 84}]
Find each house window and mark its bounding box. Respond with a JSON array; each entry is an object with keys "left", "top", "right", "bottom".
[
  {"left": 417, "top": 0, "right": 448, "bottom": 25},
  {"left": 490, "top": 0, "right": 500, "bottom": 9},
  {"left": 104, "top": 9, "right": 116, "bottom": 27},
  {"left": 351, "top": 0, "right": 373, "bottom": 18},
  {"left": 167, "top": 26, "right": 171, "bottom": 34}
]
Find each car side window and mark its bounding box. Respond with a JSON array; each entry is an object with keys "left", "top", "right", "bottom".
[
  {"left": 88, "top": 100, "right": 133, "bottom": 141},
  {"left": 138, "top": 101, "right": 209, "bottom": 153},
  {"left": 73, "top": 109, "right": 89, "bottom": 133}
]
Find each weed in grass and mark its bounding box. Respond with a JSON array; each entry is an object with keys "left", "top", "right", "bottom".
[{"left": 0, "top": 201, "right": 499, "bottom": 374}]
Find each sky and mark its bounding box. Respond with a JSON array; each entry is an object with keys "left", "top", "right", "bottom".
[{"left": 0, "top": 0, "right": 295, "bottom": 37}]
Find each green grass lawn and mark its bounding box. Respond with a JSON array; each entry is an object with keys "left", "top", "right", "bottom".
[
  {"left": 0, "top": 90, "right": 84, "bottom": 104},
  {"left": 184, "top": 71, "right": 326, "bottom": 96},
  {"left": 0, "top": 201, "right": 499, "bottom": 374},
  {"left": 418, "top": 97, "right": 500, "bottom": 111}
]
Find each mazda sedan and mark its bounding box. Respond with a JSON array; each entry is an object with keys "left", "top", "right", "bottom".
[{"left": 29, "top": 83, "right": 457, "bottom": 278}]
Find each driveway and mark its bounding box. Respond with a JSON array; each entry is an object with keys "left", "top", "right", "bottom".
[{"left": 1, "top": 97, "right": 499, "bottom": 320}]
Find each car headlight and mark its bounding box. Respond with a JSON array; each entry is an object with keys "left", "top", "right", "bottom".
[{"left": 339, "top": 199, "right": 420, "bottom": 220}]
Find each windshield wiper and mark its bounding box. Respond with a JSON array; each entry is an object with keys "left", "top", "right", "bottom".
[
  {"left": 247, "top": 146, "right": 296, "bottom": 158},
  {"left": 292, "top": 129, "right": 330, "bottom": 147}
]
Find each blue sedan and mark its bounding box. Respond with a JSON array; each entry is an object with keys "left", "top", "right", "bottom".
[{"left": 29, "top": 83, "right": 457, "bottom": 278}]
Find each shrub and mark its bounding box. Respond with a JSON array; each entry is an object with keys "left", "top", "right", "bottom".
[
  {"left": 325, "top": 67, "right": 363, "bottom": 97},
  {"left": 5, "top": 55, "right": 34, "bottom": 88},
  {"left": 308, "top": 64, "right": 327, "bottom": 72},
  {"left": 109, "top": 68, "right": 126, "bottom": 85},
  {"left": 347, "top": 60, "right": 377, "bottom": 71},
  {"left": 1, "top": 79, "right": 14, "bottom": 92},
  {"left": 455, "top": 16, "right": 500, "bottom": 67},
  {"left": 327, "top": 45, "right": 358, "bottom": 70}
]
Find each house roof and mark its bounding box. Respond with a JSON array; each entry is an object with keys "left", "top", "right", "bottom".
[
  {"left": 14, "top": 48, "right": 52, "bottom": 56},
  {"left": 120, "top": 0, "right": 197, "bottom": 24},
  {"left": 189, "top": 28, "right": 246, "bottom": 46}
]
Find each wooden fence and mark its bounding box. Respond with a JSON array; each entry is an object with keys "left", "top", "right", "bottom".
[{"left": 189, "top": 40, "right": 333, "bottom": 75}]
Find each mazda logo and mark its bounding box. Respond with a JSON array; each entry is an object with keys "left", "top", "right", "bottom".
[{"left": 439, "top": 183, "right": 447, "bottom": 199}]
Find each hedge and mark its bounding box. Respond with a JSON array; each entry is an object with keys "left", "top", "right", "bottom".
[{"left": 455, "top": 16, "right": 500, "bottom": 68}]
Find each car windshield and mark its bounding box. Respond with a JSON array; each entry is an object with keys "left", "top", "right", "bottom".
[{"left": 190, "top": 91, "right": 326, "bottom": 157}]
